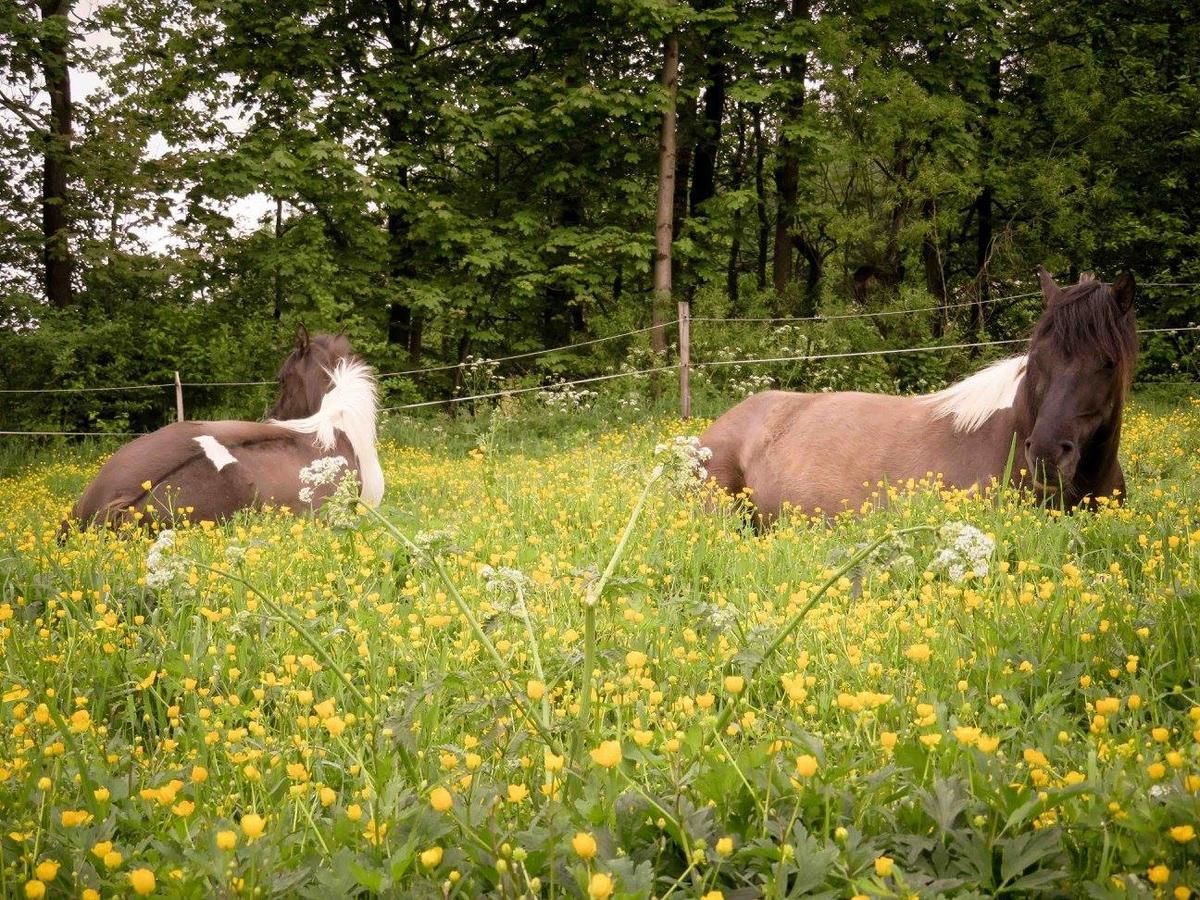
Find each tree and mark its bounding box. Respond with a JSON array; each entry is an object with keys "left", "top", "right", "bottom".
[
  {"left": 1, "top": 0, "right": 76, "bottom": 308},
  {"left": 652, "top": 32, "right": 681, "bottom": 355}
]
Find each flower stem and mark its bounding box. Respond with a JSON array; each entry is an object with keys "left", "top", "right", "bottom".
[
  {"left": 570, "top": 465, "right": 663, "bottom": 776},
  {"left": 713, "top": 525, "right": 934, "bottom": 736}
]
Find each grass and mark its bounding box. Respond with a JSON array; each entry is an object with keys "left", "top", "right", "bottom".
[{"left": 0, "top": 393, "right": 1198, "bottom": 898}]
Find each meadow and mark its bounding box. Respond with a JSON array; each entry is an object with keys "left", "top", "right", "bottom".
[{"left": 1, "top": 393, "right": 1199, "bottom": 899}]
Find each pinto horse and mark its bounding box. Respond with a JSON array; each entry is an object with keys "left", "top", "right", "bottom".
[
  {"left": 70, "top": 329, "right": 385, "bottom": 528},
  {"left": 700, "top": 269, "right": 1137, "bottom": 523}
]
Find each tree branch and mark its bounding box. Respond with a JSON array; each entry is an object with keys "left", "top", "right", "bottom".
[{"left": 0, "top": 90, "right": 44, "bottom": 133}]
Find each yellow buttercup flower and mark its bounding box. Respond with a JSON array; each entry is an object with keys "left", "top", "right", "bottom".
[
  {"left": 794, "top": 754, "right": 818, "bottom": 777},
  {"left": 240, "top": 813, "right": 266, "bottom": 840},
  {"left": 905, "top": 643, "right": 932, "bottom": 663},
  {"left": 588, "top": 872, "right": 614, "bottom": 899},
  {"left": 572, "top": 832, "right": 597, "bottom": 859},
  {"left": 1169, "top": 824, "right": 1195, "bottom": 843},
  {"left": 590, "top": 740, "right": 622, "bottom": 768},
  {"left": 430, "top": 786, "right": 453, "bottom": 812},
  {"left": 1095, "top": 697, "right": 1120, "bottom": 715},
  {"left": 129, "top": 868, "right": 156, "bottom": 895}
]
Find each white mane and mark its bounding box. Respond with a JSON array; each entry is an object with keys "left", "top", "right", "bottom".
[
  {"left": 923, "top": 355, "right": 1027, "bottom": 433},
  {"left": 272, "top": 359, "right": 386, "bottom": 507}
]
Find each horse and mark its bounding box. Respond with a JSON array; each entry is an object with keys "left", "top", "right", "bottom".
[
  {"left": 699, "top": 268, "right": 1137, "bottom": 524},
  {"left": 69, "top": 328, "right": 385, "bottom": 529}
]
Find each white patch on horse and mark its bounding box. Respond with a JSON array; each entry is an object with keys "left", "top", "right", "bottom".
[
  {"left": 194, "top": 435, "right": 238, "bottom": 471},
  {"left": 924, "top": 355, "right": 1027, "bottom": 433},
  {"left": 270, "top": 359, "right": 386, "bottom": 508}
]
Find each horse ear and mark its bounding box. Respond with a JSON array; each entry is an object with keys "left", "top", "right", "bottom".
[
  {"left": 1111, "top": 272, "right": 1135, "bottom": 313},
  {"left": 1037, "top": 266, "right": 1060, "bottom": 303},
  {"left": 294, "top": 324, "right": 310, "bottom": 352}
]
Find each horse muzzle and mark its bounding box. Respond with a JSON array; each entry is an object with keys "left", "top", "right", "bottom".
[{"left": 1025, "top": 438, "right": 1079, "bottom": 490}]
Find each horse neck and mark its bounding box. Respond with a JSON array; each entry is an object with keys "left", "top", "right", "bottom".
[
  {"left": 273, "top": 361, "right": 386, "bottom": 507},
  {"left": 968, "top": 404, "right": 1030, "bottom": 484}
]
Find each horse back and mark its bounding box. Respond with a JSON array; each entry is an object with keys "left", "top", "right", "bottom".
[
  {"left": 71, "top": 421, "right": 324, "bottom": 528},
  {"left": 701, "top": 389, "right": 1007, "bottom": 520}
]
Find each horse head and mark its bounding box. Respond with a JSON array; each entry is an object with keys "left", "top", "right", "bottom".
[
  {"left": 268, "top": 325, "right": 355, "bottom": 420},
  {"left": 1018, "top": 268, "right": 1137, "bottom": 497}
]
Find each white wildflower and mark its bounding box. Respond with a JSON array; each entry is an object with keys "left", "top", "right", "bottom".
[
  {"left": 145, "top": 529, "right": 189, "bottom": 591},
  {"left": 537, "top": 378, "right": 599, "bottom": 412},
  {"left": 298, "top": 455, "right": 349, "bottom": 504},
  {"left": 411, "top": 528, "right": 457, "bottom": 559},
  {"left": 931, "top": 522, "right": 995, "bottom": 583},
  {"left": 654, "top": 435, "right": 714, "bottom": 491},
  {"left": 319, "top": 470, "right": 361, "bottom": 529},
  {"left": 480, "top": 565, "right": 531, "bottom": 594}
]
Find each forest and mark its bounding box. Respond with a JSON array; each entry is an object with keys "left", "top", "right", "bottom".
[{"left": 1, "top": 0, "right": 1198, "bottom": 430}]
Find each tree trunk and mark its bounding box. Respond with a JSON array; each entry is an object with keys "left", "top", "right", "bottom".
[
  {"left": 753, "top": 105, "right": 768, "bottom": 291},
  {"left": 273, "top": 197, "right": 284, "bottom": 321},
  {"left": 797, "top": 235, "right": 822, "bottom": 317},
  {"left": 771, "top": 0, "right": 810, "bottom": 302},
  {"left": 651, "top": 33, "right": 680, "bottom": 355},
  {"left": 921, "top": 199, "right": 948, "bottom": 336},
  {"left": 973, "top": 55, "right": 1002, "bottom": 333},
  {"left": 973, "top": 184, "right": 992, "bottom": 332},
  {"left": 726, "top": 104, "right": 748, "bottom": 309},
  {"left": 381, "top": 1, "right": 421, "bottom": 363},
  {"left": 386, "top": 201, "right": 421, "bottom": 363},
  {"left": 671, "top": 85, "right": 695, "bottom": 300},
  {"left": 689, "top": 53, "right": 725, "bottom": 216},
  {"left": 39, "top": 0, "right": 74, "bottom": 309},
  {"left": 542, "top": 197, "right": 583, "bottom": 347}
]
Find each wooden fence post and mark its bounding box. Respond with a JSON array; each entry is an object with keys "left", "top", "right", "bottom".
[
  {"left": 678, "top": 299, "right": 691, "bottom": 419},
  {"left": 174, "top": 371, "right": 185, "bottom": 422}
]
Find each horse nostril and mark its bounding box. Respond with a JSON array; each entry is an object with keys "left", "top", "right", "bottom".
[
  {"left": 1059, "top": 441, "right": 1076, "bottom": 460},
  {"left": 1024, "top": 438, "right": 1033, "bottom": 452}
]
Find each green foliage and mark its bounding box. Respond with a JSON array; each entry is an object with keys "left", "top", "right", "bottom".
[{"left": 1, "top": 0, "right": 1198, "bottom": 430}]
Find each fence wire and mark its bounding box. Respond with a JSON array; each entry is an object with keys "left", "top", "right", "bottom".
[
  {"left": 4, "top": 282, "right": 1198, "bottom": 397},
  {"left": 2, "top": 313, "right": 1197, "bottom": 433}
]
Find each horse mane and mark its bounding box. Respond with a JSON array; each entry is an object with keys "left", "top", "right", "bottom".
[
  {"left": 1031, "top": 278, "right": 1138, "bottom": 388},
  {"left": 923, "top": 275, "right": 1136, "bottom": 434},
  {"left": 924, "top": 355, "right": 1027, "bottom": 433},
  {"left": 271, "top": 359, "right": 386, "bottom": 507}
]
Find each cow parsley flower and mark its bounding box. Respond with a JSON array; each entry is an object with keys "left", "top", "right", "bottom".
[
  {"left": 653, "top": 435, "right": 713, "bottom": 491},
  {"left": 480, "top": 565, "right": 530, "bottom": 594},
  {"left": 320, "top": 469, "right": 362, "bottom": 529},
  {"left": 298, "top": 455, "right": 349, "bottom": 504},
  {"left": 931, "top": 522, "right": 995, "bottom": 582},
  {"left": 145, "top": 529, "right": 190, "bottom": 591}
]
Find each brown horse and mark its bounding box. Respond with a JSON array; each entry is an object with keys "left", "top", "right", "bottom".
[
  {"left": 700, "top": 269, "right": 1137, "bottom": 523},
  {"left": 70, "top": 329, "right": 385, "bottom": 528}
]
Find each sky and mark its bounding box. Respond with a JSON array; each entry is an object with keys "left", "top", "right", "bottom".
[{"left": 70, "top": 1, "right": 271, "bottom": 252}]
